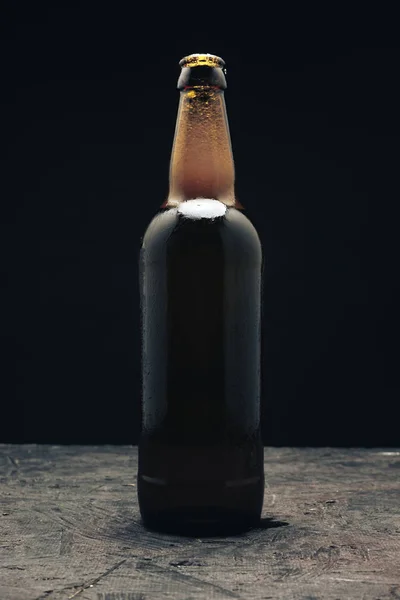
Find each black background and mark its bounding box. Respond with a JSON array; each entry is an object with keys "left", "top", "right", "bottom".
[{"left": 4, "top": 5, "right": 400, "bottom": 445}]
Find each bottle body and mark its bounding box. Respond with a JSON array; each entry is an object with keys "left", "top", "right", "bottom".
[{"left": 138, "top": 201, "right": 264, "bottom": 533}]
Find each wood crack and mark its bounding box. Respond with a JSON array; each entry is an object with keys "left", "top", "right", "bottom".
[
  {"left": 67, "top": 559, "right": 127, "bottom": 598},
  {"left": 32, "top": 559, "right": 127, "bottom": 600},
  {"left": 136, "top": 559, "right": 243, "bottom": 598},
  {"left": 5, "top": 454, "right": 20, "bottom": 477}
]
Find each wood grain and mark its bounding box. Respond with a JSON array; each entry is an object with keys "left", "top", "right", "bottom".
[{"left": 1, "top": 446, "right": 399, "bottom": 599}]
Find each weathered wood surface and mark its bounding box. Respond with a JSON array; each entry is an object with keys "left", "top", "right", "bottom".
[{"left": 0, "top": 446, "right": 399, "bottom": 600}]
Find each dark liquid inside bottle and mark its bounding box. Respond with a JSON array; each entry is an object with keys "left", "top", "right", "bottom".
[{"left": 138, "top": 201, "right": 264, "bottom": 535}]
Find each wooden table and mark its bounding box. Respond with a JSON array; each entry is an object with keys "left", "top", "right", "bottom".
[{"left": 1, "top": 446, "right": 399, "bottom": 599}]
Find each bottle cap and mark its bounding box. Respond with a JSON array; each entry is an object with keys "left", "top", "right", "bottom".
[
  {"left": 179, "top": 53, "right": 225, "bottom": 68},
  {"left": 178, "top": 54, "right": 227, "bottom": 90}
]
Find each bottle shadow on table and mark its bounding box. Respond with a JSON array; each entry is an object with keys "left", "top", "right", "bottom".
[
  {"left": 107, "top": 514, "right": 289, "bottom": 545},
  {"left": 258, "top": 517, "right": 289, "bottom": 530}
]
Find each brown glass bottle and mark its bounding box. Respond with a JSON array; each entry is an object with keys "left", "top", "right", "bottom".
[{"left": 138, "top": 54, "right": 264, "bottom": 535}]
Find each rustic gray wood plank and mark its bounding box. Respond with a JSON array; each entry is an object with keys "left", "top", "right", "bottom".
[{"left": 1, "top": 446, "right": 399, "bottom": 599}]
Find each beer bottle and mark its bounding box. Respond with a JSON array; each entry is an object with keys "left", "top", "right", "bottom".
[{"left": 138, "top": 53, "right": 264, "bottom": 534}]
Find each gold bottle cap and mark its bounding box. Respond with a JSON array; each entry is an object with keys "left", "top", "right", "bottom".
[{"left": 179, "top": 53, "right": 225, "bottom": 68}]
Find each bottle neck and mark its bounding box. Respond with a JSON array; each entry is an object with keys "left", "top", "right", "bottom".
[{"left": 166, "top": 87, "right": 236, "bottom": 207}]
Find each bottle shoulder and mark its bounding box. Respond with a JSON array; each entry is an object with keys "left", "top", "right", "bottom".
[{"left": 142, "top": 201, "right": 261, "bottom": 260}]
